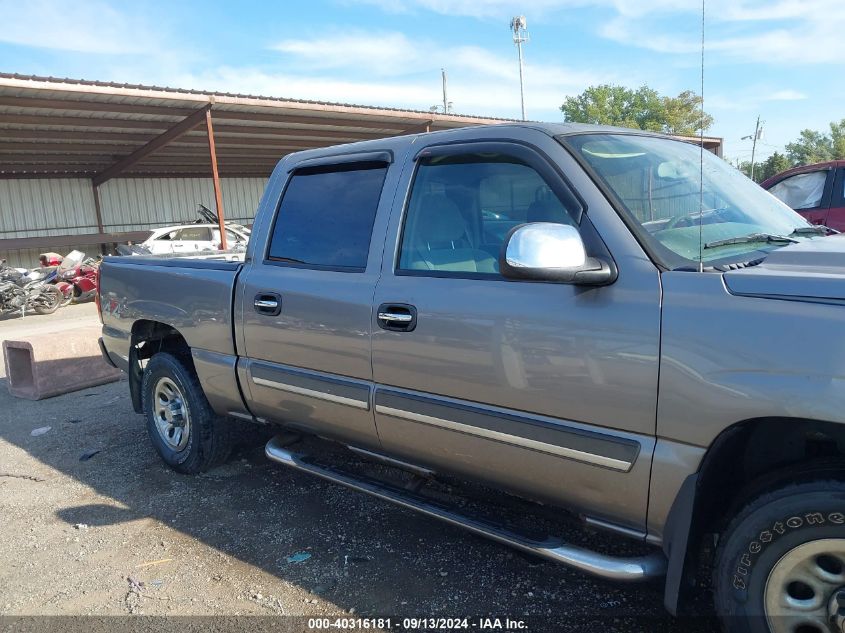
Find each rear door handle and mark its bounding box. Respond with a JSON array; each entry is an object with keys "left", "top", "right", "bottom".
[
  {"left": 254, "top": 292, "right": 282, "bottom": 316},
  {"left": 377, "top": 303, "right": 417, "bottom": 332}
]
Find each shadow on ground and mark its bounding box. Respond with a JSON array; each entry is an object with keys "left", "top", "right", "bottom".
[{"left": 0, "top": 376, "right": 717, "bottom": 632}]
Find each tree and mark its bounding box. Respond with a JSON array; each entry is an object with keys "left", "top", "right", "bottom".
[
  {"left": 560, "top": 84, "right": 714, "bottom": 136},
  {"left": 736, "top": 152, "right": 792, "bottom": 183},
  {"left": 785, "top": 119, "right": 845, "bottom": 166},
  {"left": 663, "top": 90, "right": 714, "bottom": 137},
  {"left": 759, "top": 152, "right": 791, "bottom": 182}
]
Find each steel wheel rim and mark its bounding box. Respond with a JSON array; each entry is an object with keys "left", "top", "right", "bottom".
[
  {"left": 765, "top": 538, "right": 845, "bottom": 633},
  {"left": 153, "top": 377, "right": 190, "bottom": 451}
]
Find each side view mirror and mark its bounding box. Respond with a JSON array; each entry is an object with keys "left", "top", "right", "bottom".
[{"left": 499, "top": 223, "right": 615, "bottom": 285}]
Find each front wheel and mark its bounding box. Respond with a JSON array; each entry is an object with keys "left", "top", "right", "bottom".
[
  {"left": 58, "top": 284, "right": 74, "bottom": 307},
  {"left": 141, "top": 353, "right": 233, "bottom": 474},
  {"left": 714, "top": 480, "right": 845, "bottom": 633}
]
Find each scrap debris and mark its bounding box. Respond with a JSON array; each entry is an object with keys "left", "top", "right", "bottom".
[
  {"left": 286, "top": 551, "right": 311, "bottom": 563},
  {"left": 137, "top": 558, "right": 173, "bottom": 569}
]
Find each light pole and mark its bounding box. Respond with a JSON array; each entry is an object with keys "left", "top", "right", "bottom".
[
  {"left": 742, "top": 115, "right": 763, "bottom": 180},
  {"left": 510, "top": 15, "right": 529, "bottom": 121},
  {"left": 441, "top": 68, "right": 448, "bottom": 114},
  {"left": 430, "top": 68, "right": 452, "bottom": 115}
]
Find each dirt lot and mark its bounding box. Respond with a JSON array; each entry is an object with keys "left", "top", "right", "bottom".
[{"left": 0, "top": 307, "right": 717, "bottom": 632}]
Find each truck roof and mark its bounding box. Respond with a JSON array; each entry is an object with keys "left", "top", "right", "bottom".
[{"left": 281, "top": 122, "right": 695, "bottom": 167}]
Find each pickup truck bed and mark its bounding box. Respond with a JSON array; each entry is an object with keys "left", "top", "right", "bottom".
[{"left": 100, "top": 256, "right": 249, "bottom": 419}]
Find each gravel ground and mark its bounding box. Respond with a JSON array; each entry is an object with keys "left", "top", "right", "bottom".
[{"left": 0, "top": 307, "right": 718, "bottom": 632}]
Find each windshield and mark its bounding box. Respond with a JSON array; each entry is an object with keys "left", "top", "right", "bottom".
[{"left": 565, "top": 133, "right": 811, "bottom": 266}]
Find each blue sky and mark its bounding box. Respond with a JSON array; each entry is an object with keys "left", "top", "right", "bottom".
[{"left": 1, "top": 0, "right": 841, "bottom": 161}]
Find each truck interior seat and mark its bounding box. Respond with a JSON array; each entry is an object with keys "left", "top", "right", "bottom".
[{"left": 406, "top": 193, "right": 497, "bottom": 273}]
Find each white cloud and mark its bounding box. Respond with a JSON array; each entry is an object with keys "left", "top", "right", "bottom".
[
  {"left": 173, "top": 57, "right": 607, "bottom": 120},
  {"left": 707, "top": 87, "right": 808, "bottom": 113},
  {"left": 602, "top": 0, "right": 845, "bottom": 64},
  {"left": 0, "top": 0, "right": 164, "bottom": 55},
  {"left": 344, "top": 0, "right": 585, "bottom": 20},
  {"left": 271, "top": 31, "right": 420, "bottom": 76},
  {"left": 258, "top": 30, "right": 614, "bottom": 117},
  {"left": 352, "top": 0, "right": 845, "bottom": 66},
  {"left": 766, "top": 89, "right": 807, "bottom": 101}
]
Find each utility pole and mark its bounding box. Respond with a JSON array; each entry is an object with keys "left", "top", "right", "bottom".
[
  {"left": 510, "top": 16, "right": 529, "bottom": 121},
  {"left": 742, "top": 115, "right": 763, "bottom": 180},
  {"left": 441, "top": 68, "right": 448, "bottom": 114}
]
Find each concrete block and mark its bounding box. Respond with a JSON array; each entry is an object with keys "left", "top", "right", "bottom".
[{"left": 3, "top": 325, "right": 121, "bottom": 400}]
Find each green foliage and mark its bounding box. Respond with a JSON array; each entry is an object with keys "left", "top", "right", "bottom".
[
  {"left": 759, "top": 152, "right": 791, "bottom": 182},
  {"left": 560, "top": 84, "right": 714, "bottom": 136},
  {"left": 785, "top": 119, "right": 845, "bottom": 165},
  {"left": 736, "top": 152, "right": 792, "bottom": 183}
]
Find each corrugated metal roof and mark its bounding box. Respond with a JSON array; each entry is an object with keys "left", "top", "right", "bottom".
[
  {"left": 0, "top": 73, "right": 508, "bottom": 119},
  {"left": 0, "top": 73, "right": 512, "bottom": 179}
]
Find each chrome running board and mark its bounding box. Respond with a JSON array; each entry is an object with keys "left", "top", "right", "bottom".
[{"left": 265, "top": 435, "right": 666, "bottom": 582}]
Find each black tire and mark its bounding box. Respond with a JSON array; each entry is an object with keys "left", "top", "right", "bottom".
[
  {"left": 713, "top": 480, "right": 845, "bottom": 633},
  {"left": 32, "top": 285, "right": 62, "bottom": 314},
  {"left": 141, "top": 353, "right": 232, "bottom": 474}
]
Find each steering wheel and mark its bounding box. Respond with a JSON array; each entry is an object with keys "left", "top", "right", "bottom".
[{"left": 664, "top": 207, "right": 730, "bottom": 230}]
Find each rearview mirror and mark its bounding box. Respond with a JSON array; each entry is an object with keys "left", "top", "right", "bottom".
[{"left": 500, "top": 223, "right": 615, "bottom": 285}]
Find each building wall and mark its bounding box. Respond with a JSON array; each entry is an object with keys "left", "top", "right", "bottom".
[
  {"left": 98, "top": 177, "right": 266, "bottom": 233},
  {"left": 0, "top": 179, "right": 98, "bottom": 239},
  {"left": 0, "top": 176, "right": 268, "bottom": 268}
]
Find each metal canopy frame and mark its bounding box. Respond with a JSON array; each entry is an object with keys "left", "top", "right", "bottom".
[{"left": 0, "top": 74, "right": 512, "bottom": 251}]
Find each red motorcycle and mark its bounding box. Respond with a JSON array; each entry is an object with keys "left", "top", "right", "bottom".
[{"left": 54, "top": 251, "right": 100, "bottom": 306}]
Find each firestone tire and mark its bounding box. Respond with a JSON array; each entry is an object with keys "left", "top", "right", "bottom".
[
  {"left": 141, "top": 352, "right": 233, "bottom": 474},
  {"left": 713, "top": 480, "right": 845, "bottom": 633},
  {"left": 32, "top": 285, "right": 62, "bottom": 314}
]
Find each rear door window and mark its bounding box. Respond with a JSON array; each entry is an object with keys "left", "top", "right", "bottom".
[{"left": 268, "top": 163, "right": 388, "bottom": 270}]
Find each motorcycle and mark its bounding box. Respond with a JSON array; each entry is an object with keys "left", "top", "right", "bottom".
[
  {"left": 0, "top": 260, "right": 63, "bottom": 317},
  {"left": 54, "top": 251, "right": 100, "bottom": 306}
]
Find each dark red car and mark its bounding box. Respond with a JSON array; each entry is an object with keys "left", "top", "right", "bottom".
[{"left": 761, "top": 160, "right": 845, "bottom": 230}]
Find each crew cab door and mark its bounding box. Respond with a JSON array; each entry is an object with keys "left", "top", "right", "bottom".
[
  {"left": 237, "top": 150, "right": 401, "bottom": 448},
  {"left": 370, "top": 131, "right": 661, "bottom": 532}
]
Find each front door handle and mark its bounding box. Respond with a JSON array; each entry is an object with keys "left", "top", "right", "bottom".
[
  {"left": 377, "top": 303, "right": 417, "bottom": 332},
  {"left": 254, "top": 292, "right": 282, "bottom": 316}
]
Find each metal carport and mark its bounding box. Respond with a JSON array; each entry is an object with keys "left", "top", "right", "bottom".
[{"left": 0, "top": 74, "right": 510, "bottom": 265}]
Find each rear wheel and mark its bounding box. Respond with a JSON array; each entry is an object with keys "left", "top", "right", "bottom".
[
  {"left": 714, "top": 480, "right": 845, "bottom": 633},
  {"left": 32, "top": 285, "right": 62, "bottom": 314},
  {"left": 141, "top": 352, "right": 233, "bottom": 474}
]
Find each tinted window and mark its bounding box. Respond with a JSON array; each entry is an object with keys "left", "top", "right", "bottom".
[
  {"left": 768, "top": 171, "right": 827, "bottom": 210},
  {"left": 399, "top": 154, "right": 576, "bottom": 275},
  {"left": 269, "top": 163, "right": 388, "bottom": 269},
  {"left": 177, "top": 227, "right": 211, "bottom": 241}
]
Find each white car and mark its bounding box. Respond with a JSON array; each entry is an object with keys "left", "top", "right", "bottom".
[{"left": 141, "top": 224, "right": 250, "bottom": 255}]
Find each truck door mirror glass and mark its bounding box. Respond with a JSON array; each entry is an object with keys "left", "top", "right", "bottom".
[{"left": 500, "top": 223, "right": 615, "bottom": 285}]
